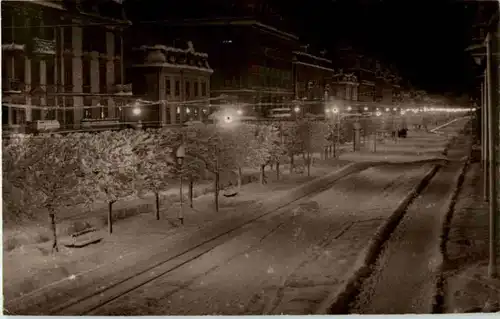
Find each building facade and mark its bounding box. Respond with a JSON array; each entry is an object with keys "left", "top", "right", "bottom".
[
  {"left": 292, "top": 49, "right": 336, "bottom": 115},
  {"left": 129, "top": 42, "right": 212, "bottom": 125},
  {"left": 2, "top": 0, "right": 130, "bottom": 132},
  {"left": 153, "top": 19, "right": 299, "bottom": 118}
]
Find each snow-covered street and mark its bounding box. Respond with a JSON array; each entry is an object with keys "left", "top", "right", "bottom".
[
  {"left": 349, "top": 118, "right": 472, "bottom": 314},
  {"left": 84, "top": 163, "right": 432, "bottom": 315}
]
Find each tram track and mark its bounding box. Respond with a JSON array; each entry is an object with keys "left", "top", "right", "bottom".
[{"left": 45, "top": 162, "right": 372, "bottom": 315}]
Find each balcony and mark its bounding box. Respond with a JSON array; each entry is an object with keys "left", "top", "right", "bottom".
[{"left": 31, "top": 38, "right": 56, "bottom": 55}]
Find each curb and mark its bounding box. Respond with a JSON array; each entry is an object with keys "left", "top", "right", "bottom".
[
  {"left": 315, "top": 163, "right": 441, "bottom": 315},
  {"left": 431, "top": 141, "right": 473, "bottom": 313}
]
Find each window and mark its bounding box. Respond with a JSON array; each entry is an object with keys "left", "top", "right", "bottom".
[
  {"left": 185, "top": 81, "right": 191, "bottom": 98},
  {"left": 165, "top": 77, "right": 171, "bottom": 96},
  {"left": 31, "top": 60, "right": 41, "bottom": 87},
  {"left": 63, "top": 26, "right": 72, "bottom": 50},
  {"left": 46, "top": 59, "right": 55, "bottom": 85},
  {"left": 194, "top": 81, "right": 199, "bottom": 97},
  {"left": 13, "top": 56, "right": 25, "bottom": 90},
  {"left": 175, "top": 80, "right": 180, "bottom": 96},
  {"left": 114, "top": 60, "right": 122, "bottom": 85},
  {"left": 64, "top": 57, "right": 73, "bottom": 91},
  {"left": 201, "top": 81, "right": 207, "bottom": 96},
  {"left": 114, "top": 32, "right": 122, "bottom": 56},
  {"left": 99, "top": 99, "right": 108, "bottom": 119},
  {"left": 99, "top": 60, "right": 107, "bottom": 93},
  {"left": 82, "top": 59, "right": 91, "bottom": 93}
]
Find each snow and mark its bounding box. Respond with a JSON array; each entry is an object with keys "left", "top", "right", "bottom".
[
  {"left": 3, "top": 159, "right": 348, "bottom": 314},
  {"left": 444, "top": 162, "right": 500, "bottom": 313},
  {"left": 133, "top": 62, "right": 214, "bottom": 73},
  {"left": 85, "top": 164, "right": 433, "bottom": 315},
  {"left": 349, "top": 122, "right": 472, "bottom": 314},
  {"left": 137, "top": 44, "right": 209, "bottom": 58}
]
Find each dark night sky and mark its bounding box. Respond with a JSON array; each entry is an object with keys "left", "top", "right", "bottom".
[
  {"left": 126, "top": 0, "right": 491, "bottom": 95},
  {"left": 278, "top": 0, "right": 482, "bottom": 95}
]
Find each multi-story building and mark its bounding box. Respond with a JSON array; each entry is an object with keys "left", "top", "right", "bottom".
[
  {"left": 2, "top": 0, "right": 130, "bottom": 132},
  {"left": 125, "top": 0, "right": 300, "bottom": 118},
  {"left": 129, "top": 41, "right": 213, "bottom": 125},
  {"left": 292, "top": 48, "right": 336, "bottom": 115}
]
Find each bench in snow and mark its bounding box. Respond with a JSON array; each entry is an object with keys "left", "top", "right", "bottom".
[{"left": 64, "top": 227, "right": 103, "bottom": 248}]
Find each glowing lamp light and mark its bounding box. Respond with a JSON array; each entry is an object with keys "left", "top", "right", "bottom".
[
  {"left": 332, "top": 108, "right": 339, "bottom": 114},
  {"left": 376, "top": 111, "right": 382, "bottom": 117},
  {"left": 393, "top": 107, "right": 397, "bottom": 111},
  {"left": 223, "top": 115, "right": 233, "bottom": 124},
  {"left": 236, "top": 109, "right": 243, "bottom": 115},
  {"left": 385, "top": 108, "right": 390, "bottom": 112},
  {"left": 400, "top": 110, "right": 406, "bottom": 115},
  {"left": 347, "top": 106, "right": 352, "bottom": 111},
  {"left": 186, "top": 107, "right": 191, "bottom": 114},
  {"left": 325, "top": 109, "right": 331, "bottom": 113},
  {"left": 132, "top": 107, "right": 141, "bottom": 115},
  {"left": 294, "top": 107, "right": 301, "bottom": 113},
  {"left": 364, "top": 107, "right": 368, "bottom": 111}
]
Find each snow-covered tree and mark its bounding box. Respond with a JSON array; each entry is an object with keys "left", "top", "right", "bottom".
[
  {"left": 250, "top": 124, "right": 281, "bottom": 184},
  {"left": 183, "top": 125, "right": 235, "bottom": 212},
  {"left": 4, "top": 133, "right": 83, "bottom": 252},
  {"left": 132, "top": 128, "right": 177, "bottom": 220},
  {"left": 80, "top": 130, "right": 139, "bottom": 234},
  {"left": 282, "top": 122, "right": 304, "bottom": 174}
]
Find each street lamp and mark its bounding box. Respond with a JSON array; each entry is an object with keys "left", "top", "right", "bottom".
[
  {"left": 347, "top": 106, "right": 352, "bottom": 111},
  {"left": 385, "top": 107, "right": 390, "bottom": 112},
  {"left": 132, "top": 107, "right": 141, "bottom": 115},
  {"left": 294, "top": 106, "right": 301, "bottom": 113},
  {"left": 236, "top": 109, "right": 243, "bottom": 115},
  {"left": 376, "top": 111, "right": 382, "bottom": 117},
  {"left": 364, "top": 107, "right": 369, "bottom": 111},
  {"left": 176, "top": 144, "right": 186, "bottom": 225},
  {"left": 223, "top": 115, "right": 233, "bottom": 124}
]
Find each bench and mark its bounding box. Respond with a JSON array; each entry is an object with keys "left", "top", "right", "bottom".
[{"left": 64, "top": 227, "right": 103, "bottom": 248}]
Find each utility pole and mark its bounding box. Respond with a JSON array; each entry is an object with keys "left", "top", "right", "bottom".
[{"left": 486, "top": 26, "right": 499, "bottom": 278}]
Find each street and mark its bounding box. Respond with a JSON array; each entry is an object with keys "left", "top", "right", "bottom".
[{"left": 4, "top": 119, "right": 472, "bottom": 316}]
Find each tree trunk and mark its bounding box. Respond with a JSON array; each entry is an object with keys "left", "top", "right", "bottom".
[
  {"left": 237, "top": 167, "right": 243, "bottom": 191},
  {"left": 289, "top": 155, "right": 294, "bottom": 174},
  {"left": 276, "top": 161, "right": 280, "bottom": 180},
  {"left": 307, "top": 152, "right": 311, "bottom": 176},
  {"left": 214, "top": 171, "right": 219, "bottom": 212},
  {"left": 324, "top": 146, "right": 328, "bottom": 160},
  {"left": 49, "top": 211, "right": 58, "bottom": 253},
  {"left": 189, "top": 177, "right": 194, "bottom": 208},
  {"left": 108, "top": 201, "right": 114, "bottom": 234},
  {"left": 260, "top": 164, "right": 266, "bottom": 184},
  {"left": 155, "top": 192, "right": 160, "bottom": 220}
]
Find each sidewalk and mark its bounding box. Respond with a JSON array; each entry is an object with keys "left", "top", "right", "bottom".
[
  {"left": 350, "top": 124, "right": 472, "bottom": 314},
  {"left": 3, "top": 153, "right": 345, "bottom": 251},
  {"left": 444, "top": 161, "right": 500, "bottom": 313}
]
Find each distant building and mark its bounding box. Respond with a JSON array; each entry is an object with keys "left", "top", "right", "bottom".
[
  {"left": 292, "top": 48, "right": 336, "bottom": 115},
  {"left": 125, "top": 0, "right": 300, "bottom": 118},
  {"left": 2, "top": 0, "right": 131, "bottom": 132},
  {"left": 129, "top": 42, "right": 213, "bottom": 125}
]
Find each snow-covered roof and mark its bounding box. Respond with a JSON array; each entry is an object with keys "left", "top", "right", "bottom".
[
  {"left": 136, "top": 43, "right": 208, "bottom": 58},
  {"left": 133, "top": 62, "right": 214, "bottom": 74}
]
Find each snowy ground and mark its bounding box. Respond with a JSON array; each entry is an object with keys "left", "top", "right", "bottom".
[
  {"left": 3, "top": 159, "right": 351, "bottom": 314},
  {"left": 3, "top": 119, "right": 466, "bottom": 315},
  {"left": 349, "top": 119, "right": 472, "bottom": 314},
  {"left": 444, "top": 162, "right": 500, "bottom": 313},
  {"left": 82, "top": 163, "right": 432, "bottom": 315}
]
